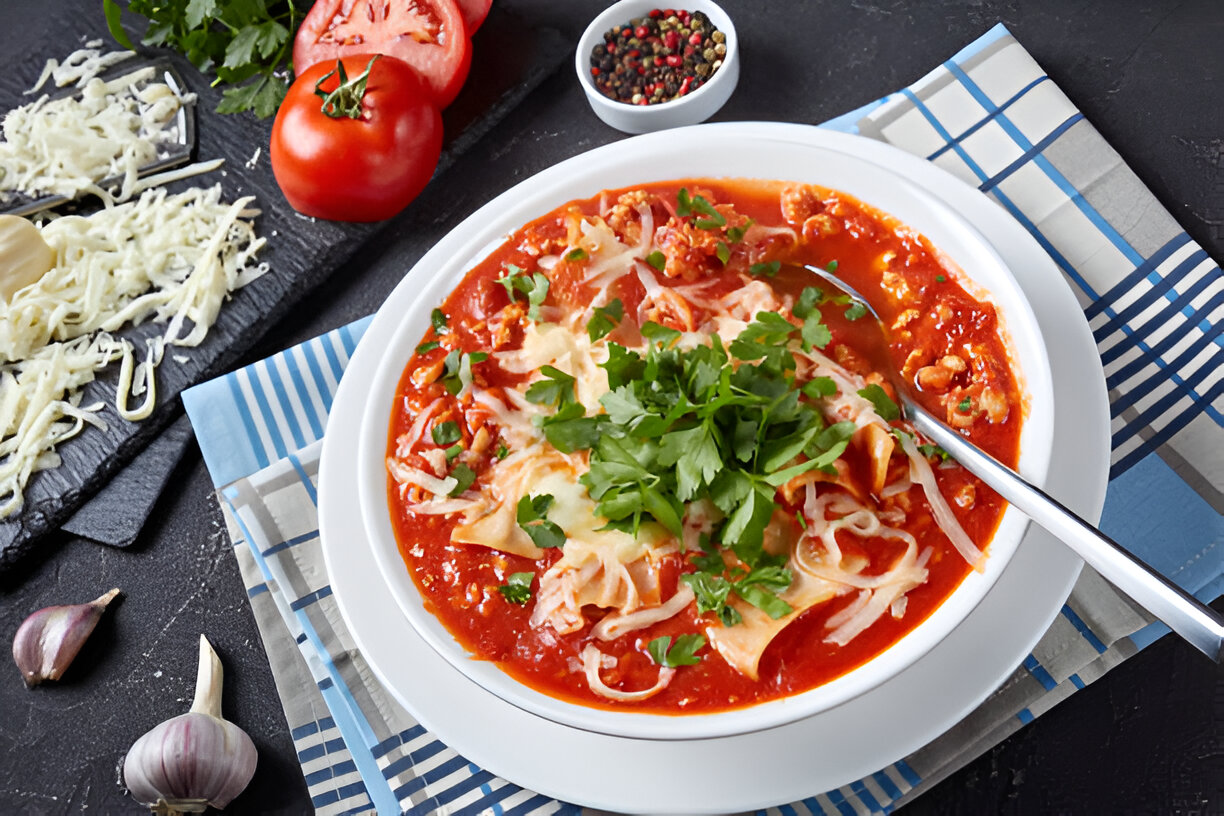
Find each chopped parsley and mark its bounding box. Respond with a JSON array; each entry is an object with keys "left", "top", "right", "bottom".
[
  {"left": 566, "top": 248, "right": 588, "bottom": 262},
  {"left": 935, "top": 274, "right": 947, "bottom": 283},
  {"left": 725, "top": 219, "right": 753, "bottom": 243},
  {"left": 645, "top": 250, "right": 666, "bottom": 271},
  {"left": 957, "top": 396, "right": 973, "bottom": 413},
  {"left": 648, "top": 634, "right": 706, "bottom": 667},
  {"left": 857, "top": 384, "right": 900, "bottom": 421},
  {"left": 749, "top": 260, "right": 781, "bottom": 278},
  {"left": 587, "top": 299, "right": 624, "bottom": 342},
  {"left": 416, "top": 340, "right": 440, "bottom": 354},
  {"left": 844, "top": 301, "right": 868, "bottom": 321},
  {"left": 440, "top": 350, "right": 488, "bottom": 395},
  {"left": 444, "top": 443, "right": 463, "bottom": 462},
  {"left": 497, "top": 572, "right": 534, "bottom": 604},
  {"left": 715, "top": 240, "right": 731, "bottom": 265},
  {"left": 516, "top": 493, "right": 566, "bottom": 549},
  {"left": 676, "top": 188, "right": 726, "bottom": 229},
  {"left": 495, "top": 442, "right": 509, "bottom": 460},
  {"left": 524, "top": 365, "right": 576, "bottom": 408},
  {"left": 448, "top": 463, "right": 475, "bottom": 496},
  {"left": 431, "top": 421, "right": 462, "bottom": 446},
  {"left": 431, "top": 308, "right": 449, "bottom": 334},
  {"left": 496, "top": 264, "right": 550, "bottom": 322}
]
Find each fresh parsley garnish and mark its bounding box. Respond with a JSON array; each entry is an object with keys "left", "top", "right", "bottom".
[
  {"left": 676, "top": 188, "right": 726, "bottom": 229},
  {"left": 715, "top": 240, "right": 730, "bottom": 265},
  {"left": 496, "top": 264, "right": 550, "bottom": 322},
  {"left": 645, "top": 250, "right": 666, "bottom": 271},
  {"left": 857, "top": 384, "right": 900, "bottom": 421},
  {"left": 448, "top": 463, "right": 475, "bottom": 496},
  {"left": 495, "top": 443, "right": 510, "bottom": 460},
  {"left": 725, "top": 220, "right": 753, "bottom": 243},
  {"left": 416, "top": 340, "right": 440, "bottom": 354},
  {"left": 844, "top": 302, "right": 868, "bottom": 321},
  {"left": 749, "top": 261, "right": 781, "bottom": 278},
  {"left": 104, "top": 0, "right": 303, "bottom": 117},
  {"left": 431, "top": 421, "right": 462, "bottom": 446},
  {"left": 525, "top": 365, "right": 577, "bottom": 407},
  {"left": 516, "top": 494, "right": 566, "bottom": 549},
  {"left": 587, "top": 299, "right": 624, "bottom": 342},
  {"left": 431, "top": 308, "right": 449, "bottom": 335},
  {"left": 935, "top": 274, "right": 947, "bottom": 283},
  {"left": 497, "top": 572, "right": 534, "bottom": 604},
  {"left": 957, "top": 396, "right": 973, "bottom": 413},
  {"left": 440, "top": 350, "right": 488, "bottom": 395},
  {"left": 647, "top": 634, "right": 706, "bottom": 667},
  {"left": 566, "top": 248, "right": 588, "bottom": 262}
]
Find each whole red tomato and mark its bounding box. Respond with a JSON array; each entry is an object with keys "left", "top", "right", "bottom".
[{"left": 270, "top": 54, "right": 443, "bottom": 223}]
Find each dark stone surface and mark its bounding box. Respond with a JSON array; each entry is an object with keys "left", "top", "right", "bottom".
[{"left": 0, "top": 0, "right": 1220, "bottom": 814}]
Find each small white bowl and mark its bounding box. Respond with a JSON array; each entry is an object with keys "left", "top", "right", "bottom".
[{"left": 575, "top": 0, "right": 740, "bottom": 134}]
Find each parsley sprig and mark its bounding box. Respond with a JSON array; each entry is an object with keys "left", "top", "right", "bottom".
[
  {"left": 497, "top": 264, "right": 550, "bottom": 322},
  {"left": 521, "top": 304, "right": 863, "bottom": 624},
  {"left": 104, "top": 0, "right": 303, "bottom": 117}
]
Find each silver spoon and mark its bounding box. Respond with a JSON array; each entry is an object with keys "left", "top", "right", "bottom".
[{"left": 800, "top": 263, "right": 1223, "bottom": 662}]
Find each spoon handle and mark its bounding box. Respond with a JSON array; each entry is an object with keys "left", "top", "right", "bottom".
[{"left": 909, "top": 408, "right": 1223, "bottom": 662}]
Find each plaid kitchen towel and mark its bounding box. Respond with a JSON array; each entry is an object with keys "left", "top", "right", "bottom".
[{"left": 183, "top": 23, "right": 1222, "bottom": 816}]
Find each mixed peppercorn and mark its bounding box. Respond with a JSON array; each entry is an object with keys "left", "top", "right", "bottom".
[{"left": 589, "top": 8, "right": 728, "bottom": 106}]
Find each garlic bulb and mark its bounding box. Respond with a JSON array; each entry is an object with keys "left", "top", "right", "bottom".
[
  {"left": 12, "top": 587, "right": 120, "bottom": 686},
  {"left": 123, "top": 635, "right": 258, "bottom": 814}
]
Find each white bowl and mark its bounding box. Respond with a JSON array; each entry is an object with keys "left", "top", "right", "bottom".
[
  {"left": 575, "top": 0, "right": 740, "bottom": 133},
  {"left": 353, "top": 125, "right": 1055, "bottom": 741}
]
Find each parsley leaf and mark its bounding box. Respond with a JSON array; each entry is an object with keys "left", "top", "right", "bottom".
[
  {"left": 566, "top": 248, "right": 588, "bottom": 261},
  {"left": 857, "top": 384, "right": 900, "bottom": 421},
  {"left": 448, "top": 463, "right": 475, "bottom": 496},
  {"left": 516, "top": 494, "right": 566, "bottom": 549},
  {"left": 648, "top": 634, "right": 706, "bottom": 667},
  {"left": 496, "top": 265, "right": 550, "bottom": 322},
  {"left": 587, "top": 299, "right": 624, "bottom": 342},
  {"left": 957, "top": 396, "right": 973, "bottom": 413},
  {"left": 716, "top": 240, "right": 731, "bottom": 265},
  {"left": 495, "top": 443, "right": 510, "bottom": 460},
  {"left": 498, "top": 572, "right": 534, "bottom": 604},
  {"left": 431, "top": 421, "right": 462, "bottom": 446},
  {"left": 431, "top": 308, "right": 449, "bottom": 334},
  {"left": 416, "top": 340, "right": 440, "bottom": 354},
  {"left": 749, "top": 260, "right": 781, "bottom": 277},
  {"left": 106, "top": 0, "right": 302, "bottom": 116},
  {"left": 440, "top": 350, "right": 487, "bottom": 396},
  {"left": 524, "top": 365, "right": 576, "bottom": 407},
  {"left": 646, "top": 250, "right": 666, "bottom": 271},
  {"left": 844, "top": 302, "right": 868, "bottom": 321}
]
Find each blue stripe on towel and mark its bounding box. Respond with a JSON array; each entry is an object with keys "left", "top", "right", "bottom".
[
  {"left": 1023, "top": 654, "right": 1058, "bottom": 691},
  {"left": 1086, "top": 233, "right": 1193, "bottom": 321}
]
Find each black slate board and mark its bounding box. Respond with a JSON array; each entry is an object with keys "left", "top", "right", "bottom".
[{"left": 0, "top": 0, "right": 566, "bottom": 567}]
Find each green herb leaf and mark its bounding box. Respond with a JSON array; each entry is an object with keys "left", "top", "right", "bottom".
[
  {"left": 844, "top": 301, "right": 868, "bottom": 321},
  {"left": 935, "top": 274, "right": 947, "bottom": 283},
  {"left": 525, "top": 365, "right": 577, "bottom": 408},
  {"left": 566, "top": 248, "right": 588, "bottom": 261},
  {"left": 495, "top": 442, "right": 510, "bottom": 460},
  {"left": 431, "top": 421, "right": 462, "bottom": 446},
  {"left": 496, "top": 266, "right": 551, "bottom": 322},
  {"left": 749, "top": 260, "right": 781, "bottom": 278},
  {"left": 802, "top": 376, "right": 837, "bottom": 400},
  {"left": 716, "top": 241, "right": 731, "bottom": 265},
  {"left": 516, "top": 494, "right": 566, "bottom": 548},
  {"left": 726, "top": 219, "right": 753, "bottom": 243},
  {"left": 587, "top": 298, "right": 624, "bottom": 342},
  {"left": 957, "top": 396, "right": 973, "bottom": 413},
  {"left": 640, "top": 321, "right": 682, "bottom": 348},
  {"left": 498, "top": 572, "right": 534, "bottom": 604},
  {"left": 448, "top": 463, "right": 476, "bottom": 496},
  {"left": 416, "top": 340, "right": 440, "bottom": 354},
  {"left": 103, "top": 0, "right": 137, "bottom": 50},
  {"left": 431, "top": 308, "right": 449, "bottom": 334},
  {"left": 858, "top": 384, "right": 900, "bottom": 421},
  {"left": 646, "top": 250, "right": 667, "bottom": 271},
  {"left": 648, "top": 634, "right": 707, "bottom": 667}
]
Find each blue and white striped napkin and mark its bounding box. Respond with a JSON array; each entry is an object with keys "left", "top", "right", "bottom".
[{"left": 183, "top": 23, "right": 1222, "bottom": 815}]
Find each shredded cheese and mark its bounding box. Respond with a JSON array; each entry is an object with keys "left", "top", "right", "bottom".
[
  {"left": 2, "top": 47, "right": 195, "bottom": 205},
  {"left": 0, "top": 185, "right": 265, "bottom": 518}
]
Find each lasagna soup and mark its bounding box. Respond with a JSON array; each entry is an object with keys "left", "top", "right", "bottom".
[{"left": 386, "top": 180, "right": 1022, "bottom": 713}]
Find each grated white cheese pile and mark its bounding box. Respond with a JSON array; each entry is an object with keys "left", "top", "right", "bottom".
[
  {"left": 0, "top": 185, "right": 266, "bottom": 518},
  {"left": 0, "top": 44, "right": 197, "bottom": 204}
]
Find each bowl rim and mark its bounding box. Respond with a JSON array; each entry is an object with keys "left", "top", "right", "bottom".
[
  {"left": 575, "top": 0, "right": 739, "bottom": 120},
  {"left": 353, "top": 125, "right": 1055, "bottom": 741}
]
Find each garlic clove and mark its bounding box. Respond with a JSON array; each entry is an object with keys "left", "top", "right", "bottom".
[
  {"left": 12, "top": 587, "right": 120, "bottom": 686},
  {"left": 0, "top": 214, "right": 55, "bottom": 302},
  {"left": 123, "top": 635, "right": 258, "bottom": 813}
]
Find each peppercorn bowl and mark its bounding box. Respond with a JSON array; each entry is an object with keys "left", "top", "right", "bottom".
[{"left": 576, "top": 0, "right": 739, "bottom": 133}]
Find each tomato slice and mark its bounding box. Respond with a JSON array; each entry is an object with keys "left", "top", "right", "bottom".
[
  {"left": 454, "top": 0, "right": 492, "bottom": 34},
  {"left": 293, "top": 0, "right": 472, "bottom": 108}
]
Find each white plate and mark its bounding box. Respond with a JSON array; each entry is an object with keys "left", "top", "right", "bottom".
[{"left": 320, "top": 123, "right": 1108, "bottom": 814}]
